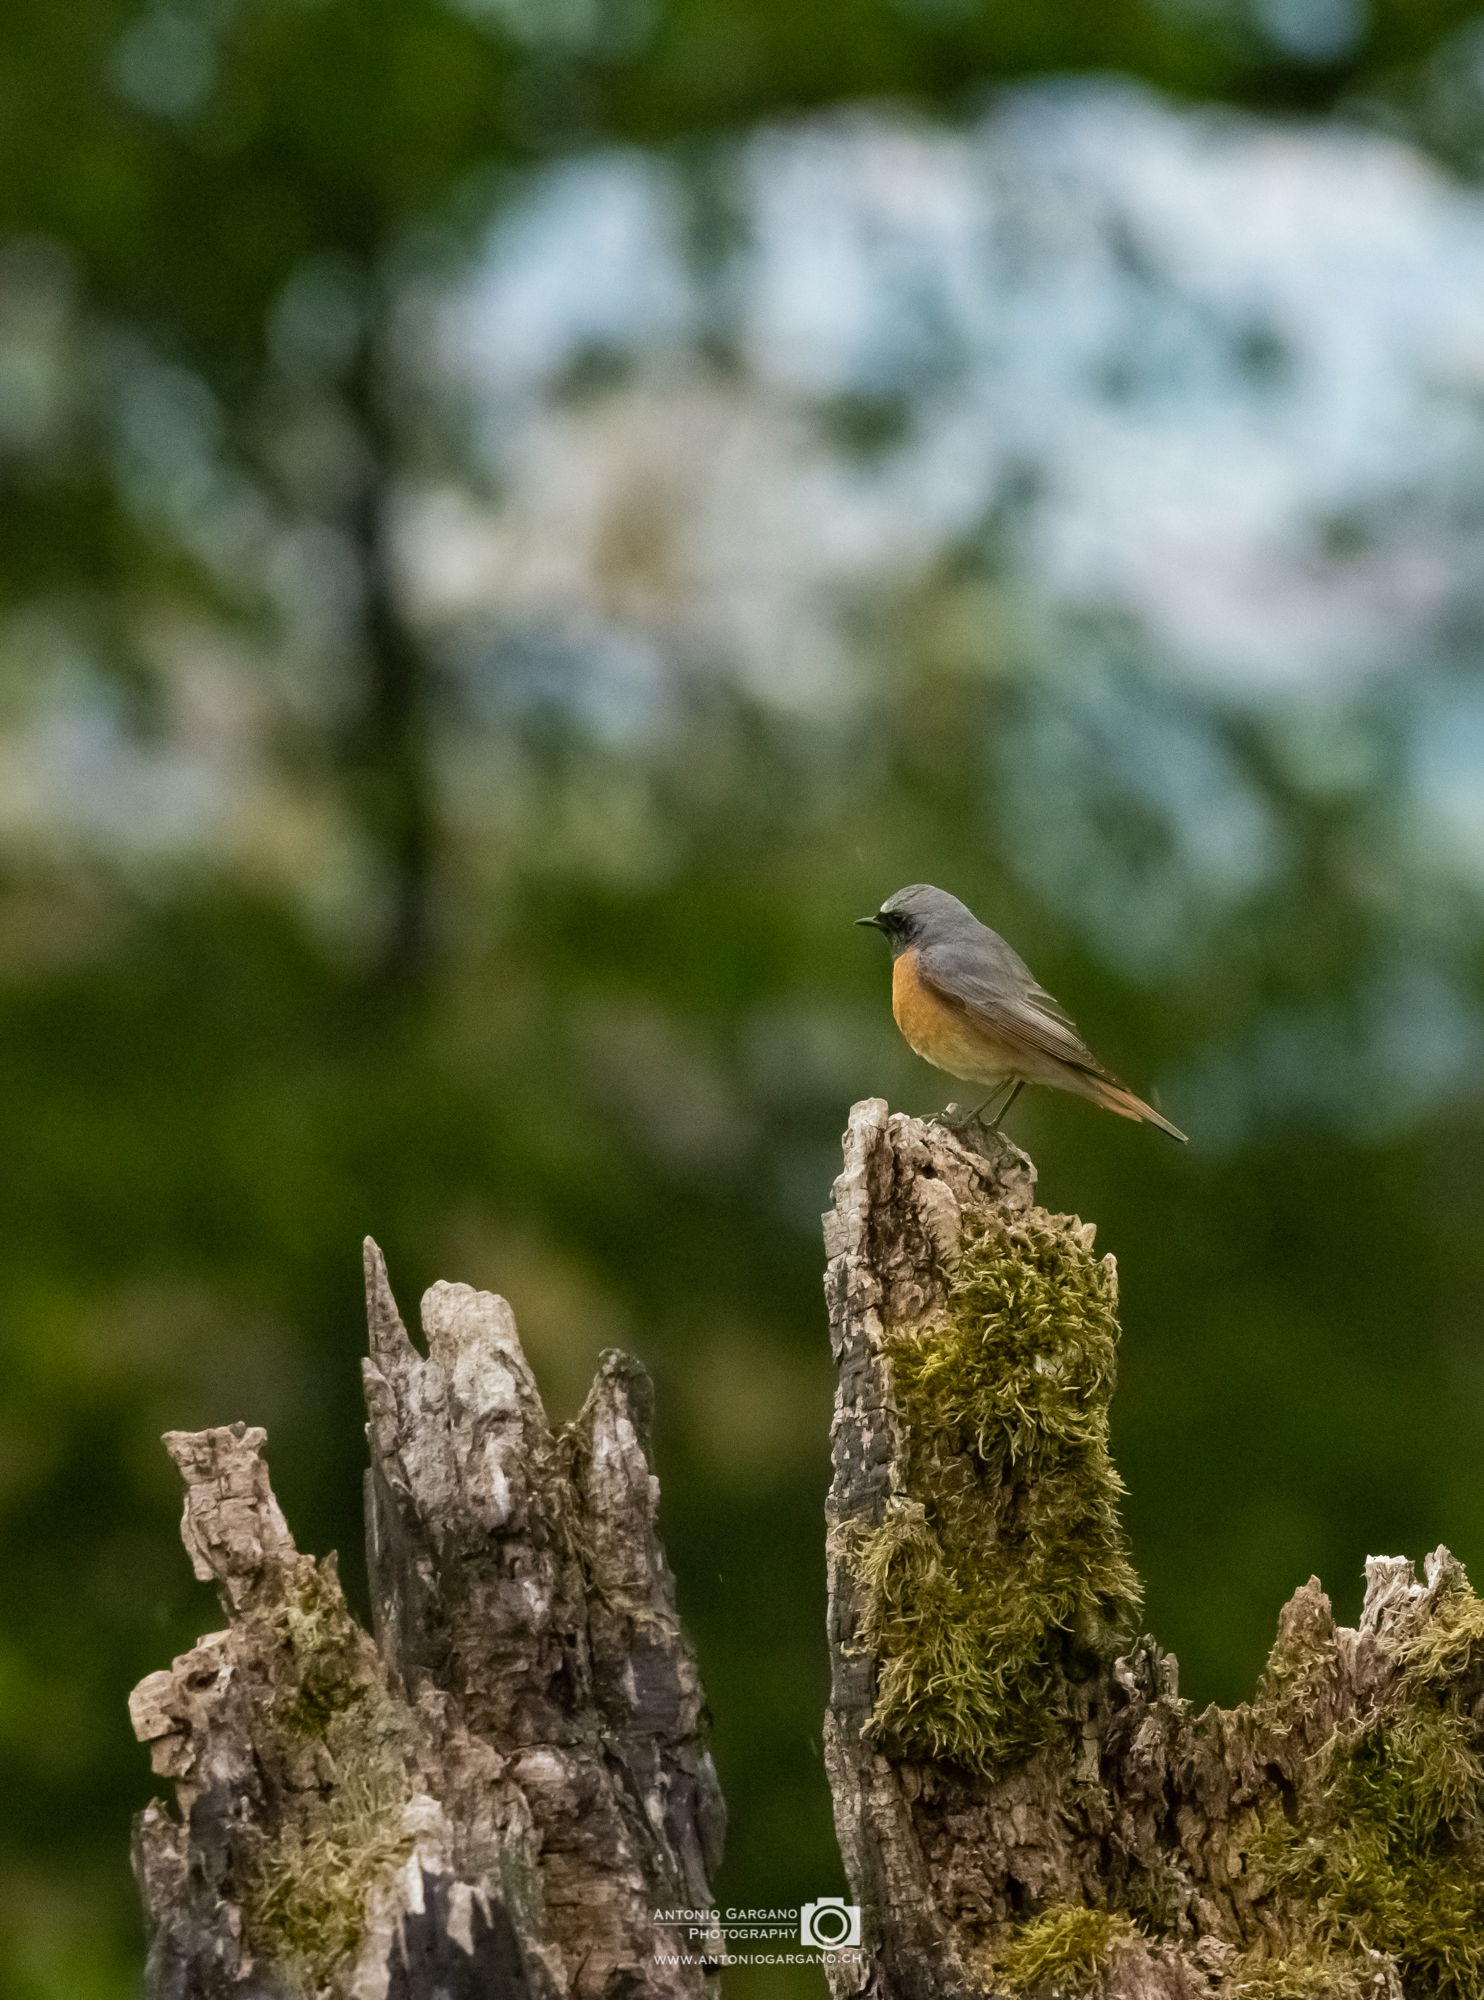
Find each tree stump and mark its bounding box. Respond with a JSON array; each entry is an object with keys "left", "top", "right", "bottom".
[
  {"left": 824, "top": 1097, "right": 1484, "bottom": 2000},
  {"left": 129, "top": 1243, "right": 724, "bottom": 2000},
  {"left": 131, "top": 1103, "right": 1484, "bottom": 2000}
]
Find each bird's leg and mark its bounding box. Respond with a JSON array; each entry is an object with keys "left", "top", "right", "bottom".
[
  {"left": 937, "top": 1086, "right": 1010, "bottom": 1131},
  {"left": 936, "top": 1097, "right": 988, "bottom": 1130},
  {"left": 987, "top": 1081, "right": 1023, "bottom": 1131}
]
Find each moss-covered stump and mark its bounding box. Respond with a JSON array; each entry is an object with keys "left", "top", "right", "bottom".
[
  {"left": 129, "top": 1245, "right": 723, "bottom": 2000},
  {"left": 823, "top": 1097, "right": 1484, "bottom": 2000}
]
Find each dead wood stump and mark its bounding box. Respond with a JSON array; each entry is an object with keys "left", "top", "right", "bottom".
[
  {"left": 129, "top": 1243, "right": 723, "bottom": 2000},
  {"left": 130, "top": 1101, "right": 1484, "bottom": 2000},
  {"left": 824, "top": 1097, "right": 1484, "bottom": 2000}
]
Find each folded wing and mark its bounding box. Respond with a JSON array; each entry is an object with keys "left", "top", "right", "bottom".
[
  {"left": 918, "top": 932, "right": 1097, "bottom": 1069},
  {"left": 917, "top": 931, "right": 1187, "bottom": 1143}
]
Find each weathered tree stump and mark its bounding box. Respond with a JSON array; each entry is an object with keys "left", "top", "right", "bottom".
[
  {"left": 132, "top": 1102, "right": 1484, "bottom": 2000},
  {"left": 129, "top": 1243, "right": 723, "bottom": 2000},
  {"left": 824, "top": 1097, "right": 1484, "bottom": 2000}
]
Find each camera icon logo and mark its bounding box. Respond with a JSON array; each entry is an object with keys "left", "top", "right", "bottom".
[{"left": 800, "top": 1898, "right": 862, "bottom": 1949}]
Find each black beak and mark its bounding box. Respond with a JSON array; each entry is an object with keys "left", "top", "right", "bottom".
[{"left": 855, "top": 914, "right": 886, "bottom": 931}]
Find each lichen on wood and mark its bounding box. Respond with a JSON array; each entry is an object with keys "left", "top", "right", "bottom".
[
  {"left": 129, "top": 1243, "right": 723, "bottom": 1999},
  {"left": 823, "top": 1096, "right": 1484, "bottom": 2000}
]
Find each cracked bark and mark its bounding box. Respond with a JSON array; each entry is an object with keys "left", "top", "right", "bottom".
[
  {"left": 823, "top": 1097, "right": 1481, "bottom": 2000},
  {"left": 130, "top": 1242, "right": 723, "bottom": 2000}
]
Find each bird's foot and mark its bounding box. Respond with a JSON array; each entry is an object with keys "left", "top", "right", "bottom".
[
  {"left": 935, "top": 1101, "right": 986, "bottom": 1132},
  {"left": 934, "top": 1083, "right": 1023, "bottom": 1137},
  {"left": 935, "top": 1092, "right": 1000, "bottom": 1133}
]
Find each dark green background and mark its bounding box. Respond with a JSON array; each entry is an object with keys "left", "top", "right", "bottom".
[{"left": 5, "top": 3, "right": 1484, "bottom": 1995}]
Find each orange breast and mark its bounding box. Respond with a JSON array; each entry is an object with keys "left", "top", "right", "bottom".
[{"left": 891, "top": 950, "right": 1016, "bottom": 1087}]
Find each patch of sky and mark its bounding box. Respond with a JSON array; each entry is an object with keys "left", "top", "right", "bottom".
[
  {"left": 1256, "top": 0, "right": 1366, "bottom": 63},
  {"left": 453, "top": 151, "right": 695, "bottom": 402},
  {"left": 1, "top": 667, "right": 228, "bottom": 858},
  {"left": 1180, "top": 959, "right": 1484, "bottom": 1146},
  {"left": 462, "top": 81, "right": 1484, "bottom": 693},
  {"left": 446, "top": 613, "right": 671, "bottom": 746},
  {"left": 1411, "top": 679, "right": 1484, "bottom": 884},
  {"left": 991, "top": 651, "right": 1278, "bottom": 976}
]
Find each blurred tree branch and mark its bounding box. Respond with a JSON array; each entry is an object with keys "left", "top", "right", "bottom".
[{"left": 344, "top": 287, "right": 437, "bottom": 990}]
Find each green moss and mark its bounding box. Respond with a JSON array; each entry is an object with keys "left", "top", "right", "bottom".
[
  {"left": 1397, "top": 1572, "right": 1484, "bottom": 1695},
  {"left": 272, "top": 1576, "right": 379, "bottom": 1740},
  {"left": 851, "top": 1213, "right": 1140, "bottom": 1770},
  {"left": 245, "top": 1702, "right": 414, "bottom": 1995},
  {"left": 1224, "top": 1947, "right": 1374, "bottom": 1999},
  {"left": 1249, "top": 1569, "right": 1484, "bottom": 1999},
  {"left": 989, "top": 1906, "right": 1139, "bottom": 1994},
  {"left": 240, "top": 1570, "right": 415, "bottom": 1995}
]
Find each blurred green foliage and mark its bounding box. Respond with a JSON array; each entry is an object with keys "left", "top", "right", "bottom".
[{"left": 5, "top": 4, "right": 1484, "bottom": 1999}]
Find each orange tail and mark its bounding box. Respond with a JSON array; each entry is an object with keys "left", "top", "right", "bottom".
[{"left": 1082, "top": 1075, "right": 1188, "bottom": 1143}]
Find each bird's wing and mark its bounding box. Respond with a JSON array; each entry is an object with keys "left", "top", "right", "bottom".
[{"left": 916, "top": 933, "right": 1109, "bottom": 1078}]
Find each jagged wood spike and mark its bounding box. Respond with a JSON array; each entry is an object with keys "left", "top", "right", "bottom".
[{"left": 362, "top": 1236, "right": 416, "bottom": 1372}]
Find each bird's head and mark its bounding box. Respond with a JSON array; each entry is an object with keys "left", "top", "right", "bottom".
[{"left": 855, "top": 883, "right": 975, "bottom": 957}]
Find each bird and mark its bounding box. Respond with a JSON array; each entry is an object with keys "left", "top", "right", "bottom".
[{"left": 856, "top": 883, "right": 1187, "bottom": 1142}]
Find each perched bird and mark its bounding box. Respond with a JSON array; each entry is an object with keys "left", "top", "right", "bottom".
[{"left": 857, "top": 883, "right": 1187, "bottom": 1142}]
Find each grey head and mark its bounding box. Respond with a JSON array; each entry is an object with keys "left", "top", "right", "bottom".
[{"left": 855, "top": 883, "right": 981, "bottom": 959}]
